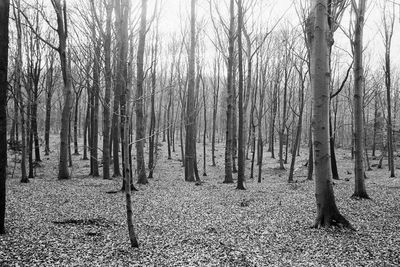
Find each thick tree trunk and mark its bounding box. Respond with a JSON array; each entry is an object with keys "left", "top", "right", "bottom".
[
  {"left": 0, "top": 0, "right": 9, "bottom": 235},
  {"left": 224, "top": 0, "right": 235, "bottom": 184},
  {"left": 102, "top": 0, "right": 113, "bottom": 180},
  {"left": 310, "top": 0, "right": 352, "bottom": 229},
  {"left": 55, "top": 0, "right": 73, "bottom": 180},
  {"left": 352, "top": 0, "right": 369, "bottom": 199},
  {"left": 184, "top": 0, "right": 197, "bottom": 182},
  {"left": 236, "top": 0, "right": 245, "bottom": 190},
  {"left": 136, "top": 0, "right": 148, "bottom": 184}
]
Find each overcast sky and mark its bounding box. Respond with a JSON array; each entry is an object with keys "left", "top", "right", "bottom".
[{"left": 150, "top": 0, "right": 400, "bottom": 73}]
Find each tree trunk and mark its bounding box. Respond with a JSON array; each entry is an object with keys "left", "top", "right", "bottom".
[
  {"left": 224, "top": 0, "right": 235, "bottom": 184},
  {"left": 352, "top": 0, "right": 369, "bottom": 199},
  {"left": 211, "top": 56, "right": 220, "bottom": 167},
  {"left": 136, "top": 0, "right": 148, "bottom": 184},
  {"left": 83, "top": 78, "right": 90, "bottom": 161},
  {"left": 90, "top": 20, "right": 100, "bottom": 177},
  {"left": 148, "top": 35, "right": 157, "bottom": 179},
  {"left": 383, "top": 7, "right": 395, "bottom": 177},
  {"left": 184, "top": 0, "right": 197, "bottom": 182},
  {"left": 329, "top": 117, "right": 339, "bottom": 180},
  {"left": 55, "top": 0, "right": 73, "bottom": 180},
  {"left": 102, "top": 0, "right": 113, "bottom": 180},
  {"left": 288, "top": 65, "right": 305, "bottom": 183},
  {"left": 202, "top": 76, "right": 207, "bottom": 176},
  {"left": 44, "top": 59, "right": 54, "bottom": 156},
  {"left": 236, "top": 0, "right": 245, "bottom": 190},
  {"left": 0, "top": 0, "right": 9, "bottom": 235},
  {"left": 310, "top": 0, "right": 352, "bottom": 229},
  {"left": 73, "top": 92, "right": 80, "bottom": 155}
]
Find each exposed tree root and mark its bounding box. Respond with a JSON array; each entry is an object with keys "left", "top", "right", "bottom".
[
  {"left": 351, "top": 192, "right": 371, "bottom": 200},
  {"left": 313, "top": 213, "right": 356, "bottom": 231}
]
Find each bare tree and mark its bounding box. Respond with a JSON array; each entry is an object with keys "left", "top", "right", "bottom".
[
  {"left": 351, "top": 0, "right": 369, "bottom": 199},
  {"left": 136, "top": 0, "right": 148, "bottom": 184},
  {"left": 310, "top": 0, "right": 352, "bottom": 229},
  {"left": 381, "top": 1, "right": 395, "bottom": 177},
  {"left": 0, "top": 0, "right": 9, "bottom": 235},
  {"left": 237, "top": 0, "right": 246, "bottom": 190},
  {"left": 184, "top": 0, "right": 197, "bottom": 182}
]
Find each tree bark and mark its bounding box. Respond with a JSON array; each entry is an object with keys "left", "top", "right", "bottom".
[
  {"left": 136, "top": 0, "right": 148, "bottom": 184},
  {"left": 352, "top": 0, "right": 369, "bottom": 199},
  {"left": 0, "top": 0, "right": 9, "bottom": 235},
  {"left": 184, "top": 0, "right": 197, "bottom": 182},
  {"left": 54, "top": 0, "right": 73, "bottom": 180},
  {"left": 310, "top": 0, "right": 352, "bottom": 229},
  {"left": 236, "top": 0, "right": 246, "bottom": 190},
  {"left": 224, "top": 0, "right": 235, "bottom": 184},
  {"left": 102, "top": 0, "right": 113, "bottom": 180}
]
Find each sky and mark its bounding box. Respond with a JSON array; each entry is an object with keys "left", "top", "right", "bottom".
[{"left": 149, "top": 0, "right": 400, "bottom": 74}]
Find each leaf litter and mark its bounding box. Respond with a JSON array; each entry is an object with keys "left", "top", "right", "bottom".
[{"left": 1, "top": 142, "right": 400, "bottom": 266}]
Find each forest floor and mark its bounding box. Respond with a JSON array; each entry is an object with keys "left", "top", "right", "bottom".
[{"left": 1, "top": 136, "right": 400, "bottom": 266}]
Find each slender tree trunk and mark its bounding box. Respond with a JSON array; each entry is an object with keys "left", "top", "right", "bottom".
[
  {"left": 83, "top": 80, "right": 90, "bottom": 161},
  {"left": 211, "top": 56, "right": 219, "bottom": 167},
  {"left": 44, "top": 60, "right": 54, "bottom": 156},
  {"left": 329, "top": 117, "right": 339, "bottom": 179},
  {"left": 136, "top": 0, "right": 148, "bottom": 184},
  {"left": 289, "top": 67, "right": 305, "bottom": 183},
  {"left": 73, "top": 92, "right": 80, "bottom": 155},
  {"left": 201, "top": 76, "right": 207, "bottom": 176},
  {"left": 148, "top": 32, "right": 158, "bottom": 179},
  {"left": 383, "top": 10, "right": 395, "bottom": 177}
]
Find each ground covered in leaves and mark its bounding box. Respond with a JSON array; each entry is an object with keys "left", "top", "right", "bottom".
[{"left": 1, "top": 139, "right": 400, "bottom": 266}]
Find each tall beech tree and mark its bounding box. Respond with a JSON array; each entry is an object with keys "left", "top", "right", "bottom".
[
  {"left": 53, "top": 0, "right": 73, "bottom": 180},
  {"left": 223, "top": 0, "right": 235, "bottom": 184},
  {"left": 136, "top": 0, "right": 148, "bottom": 184},
  {"left": 382, "top": 2, "right": 395, "bottom": 177},
  {"left": 310, "top": 0, "right": 352, "bottom": 228},
  {"left": 236, "top": 0, "right": 246, "bottom": 190},
  {"left": 102, "top": 0, "right": 113, "bottom": 180},
  {"left": 0, "top": 0, "right": 9, "bottom": 235},
  {"left": 351, "top": 0, "right": 369, "bottom": 199},
  {"left": 184, "top": 0, "right": 197, "bottom": 182}
]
